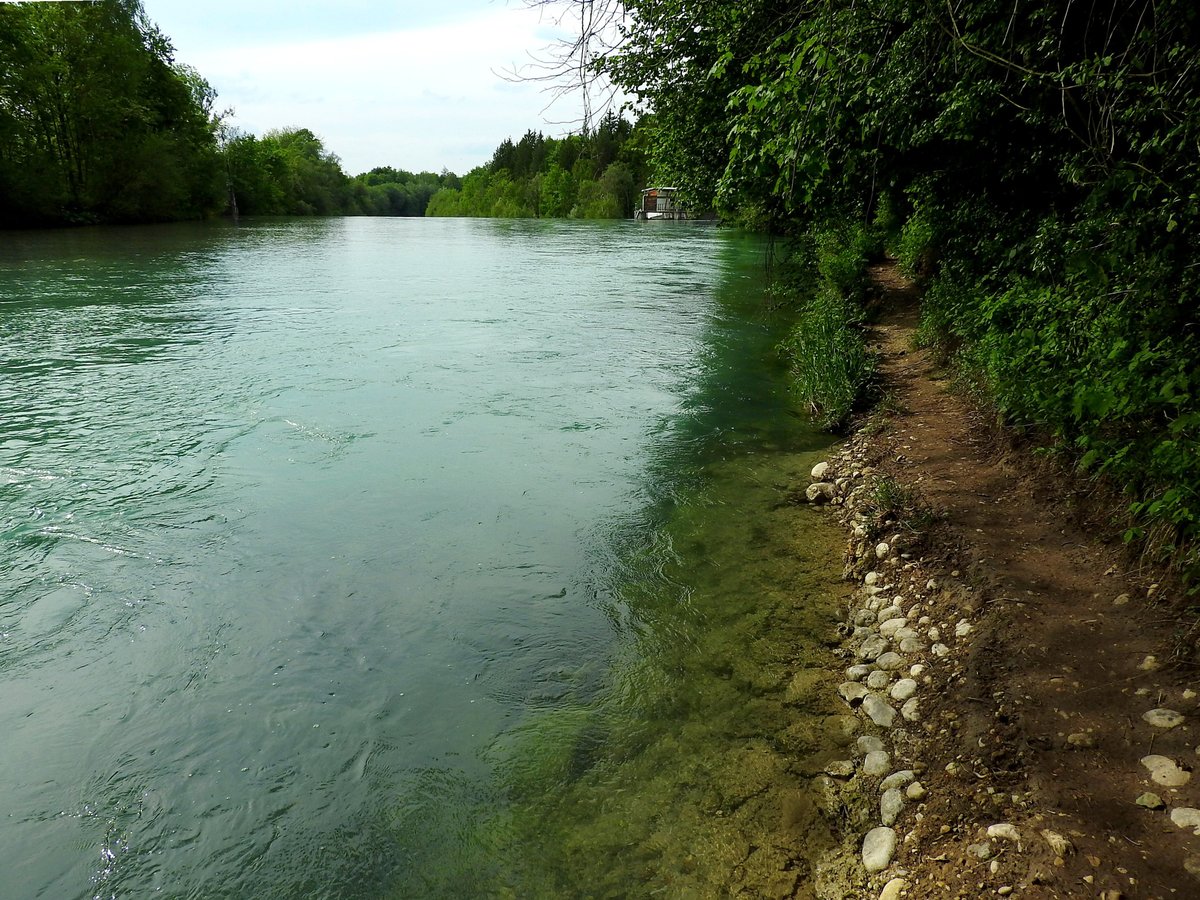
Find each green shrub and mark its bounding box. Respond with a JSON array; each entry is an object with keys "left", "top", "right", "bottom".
[{"left": 780, "top": 282, "right": 875, "bottom": 431}]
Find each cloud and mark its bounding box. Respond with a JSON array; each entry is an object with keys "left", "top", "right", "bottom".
[{"left": 180, "top": 5, "right": 596, "bottom": 175}]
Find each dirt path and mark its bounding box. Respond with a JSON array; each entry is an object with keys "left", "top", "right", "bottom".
[{"left": 838, "top": 264, "right": 1200, "bottom": 898}]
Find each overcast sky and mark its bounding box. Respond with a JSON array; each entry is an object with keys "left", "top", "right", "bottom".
[{"left": 142, "top": 0, "right": 603, "bottom": 176}]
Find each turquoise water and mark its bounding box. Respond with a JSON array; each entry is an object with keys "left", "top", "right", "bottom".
[{"left": 0, "top": 218, "right": 839, "bottom": 898}]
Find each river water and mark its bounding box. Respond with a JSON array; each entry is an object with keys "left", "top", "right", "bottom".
[{"left": 0, "top": 218, "right": 845, "bottom": 898}]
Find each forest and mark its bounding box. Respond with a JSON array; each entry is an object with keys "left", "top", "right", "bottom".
[
  {"left": 0, "top": 1, "right": 463, "bottom": 224},
  {"left": 578, "top": 0, "right": 1200, "bottom": 585},
  {"left": 425, "top": 112, "right": 650, "bottom": 218}
]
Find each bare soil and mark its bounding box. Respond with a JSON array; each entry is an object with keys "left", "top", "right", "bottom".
[{"left": 844, "top": 263, "right": 1200, "bottom": 899}]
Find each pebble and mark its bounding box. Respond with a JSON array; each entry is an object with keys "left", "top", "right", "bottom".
[
  {"left": 867, "top": 670, "right": 892, "bottom": 690},
  {"left": 906, "top": 780, "right": 926, "bottom": 800},
  {"left": 881, "top": 770, "right": 916, "bottom": 791},
  {"left": 864, "top": 750, "right": 891, "bottom": 776},
  {"left": 864, "top": 571, "right": 882, "bottom": 586},
  {"left": 846, "top": 664, "right": 872, "bottom": 681},
  {"left": 811, "top": 461, "right": 830, "bottom": 480},
  {"left": 880, "top": 617, "right": 908, "bottom": 638},
  {"left": 857, "top": 735, "right": 885, "bottom": 755},
  {"left": 1141, "top": 754, "right": 1191, "bottom": 787},
  {"left": 863, "top": 694, "right": 897, "bottom": 728},
  {"left": 987, "top": 823, "right": 1021, "bottom": 844},
  {"left": 1113, "top": 592, "right": 1130, "bottom": 606},
  {"left": 900, "top": 698, "right": 921, "bottom": 722},
  {"left": 1138, "top": 654, "right": 1160, "bottom": 671},
  {"left": 890, "top": 678, "right": 918, "bottom": 702},
  {"left": 806, "top": 482, "right": 836, "bottom": 503},
  {"left": 839, "top": 682, "right": 871, "bottom": 707},
  {"left": 967, "top": 841, "right": 993, "bottom": 860},
  {"left": 931, "top": 642, "right": 951, "bottom": 658},
  {"left": 876, "top": 652, "right": 907, "bottom": 671},
  {"left": 899, "top": 637, "right": 926, "bottom": 654},
  {"left": 1143, "top": 708, "right": 1185, "bottom": 729},
  {"left": 910, "top": 664, "right": 926, "bottom": 678},
  {"left": 880, "top": 788, "right": 905, "bottom": 825},
  {"left": 858, "top": 635, "right": 889, "bottom": 662},
  {"left": 879, "top": 878, "right": 907, "bottom": 900},
  {"left": 875, "top": 542, "right": 891, "bottom": 560},
  {"left": 862, "top": 826, "right": 897, "bottom": 873},
  {"left": 877, "top": 605, "right": 903, "bottom": 623},
  {"left": 1171, "top": 808, "right": 1200, "bottom": 834},
  {"left": 954, "top": 620, "right": 973, "bottom": 638},
  {"left": 1135, "top": 792, "right": 1165, "bottom": 810}
]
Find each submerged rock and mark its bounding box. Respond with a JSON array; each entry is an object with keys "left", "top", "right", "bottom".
[{"left": 806, "top": 481, "right": 837, "bottom": 504}]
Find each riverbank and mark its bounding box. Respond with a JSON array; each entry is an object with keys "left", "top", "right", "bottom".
[{"left": 801, "top": 264, "right": 1200, "bottom": 899}]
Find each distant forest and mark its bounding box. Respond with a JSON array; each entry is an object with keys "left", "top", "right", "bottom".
[{"left": 0, "top": 0, "right": 648, "bottom": 227}]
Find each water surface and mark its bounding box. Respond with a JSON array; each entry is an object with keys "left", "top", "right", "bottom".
[{"left": 0, "top": 218, "right": 841, "bottom": 898}]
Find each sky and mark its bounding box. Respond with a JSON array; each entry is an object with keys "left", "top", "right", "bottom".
[{"left": 142, "top": 0, "right": 609, "bottom": 176}]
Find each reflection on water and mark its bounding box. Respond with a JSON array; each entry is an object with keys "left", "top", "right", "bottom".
[{"left": 0, "top": 218, "right": 842, "bottom": 898}]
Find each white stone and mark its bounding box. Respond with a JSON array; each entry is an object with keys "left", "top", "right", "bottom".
[
  {"left": 846, "top": 664, "right": 872, "bottom": 682},
  {"left": 880, "top": 770, "right": 916, "bottom": 791},
  {"left": 864, "top": 750, "right": 891, "bottom": 776},
  {"left": 1141, "top": 755, "right": 1191, "bottom": 787},
  {"left": 880, "top": 617, "right": 908, "bottom": 638},
  {"left": 909, "top": 664, "right": 926, "bottom": 678},
  {"left": 862, "top": 826, "right": 897, "bottom": 873},
  {"left": 900, "top": 698, "right": 921, "bottom": 722},
  {"left": 899, "top": 638, "right": 927, "bottom": 655},
  {"left": 1172, "top": 807, "right": 1200, "bottom": 834},
  {"left": 1144, "top": 708, "right": 1185, "bottom": 729},
  {"left": 867, "top": 670, "right": 891, "bottom": 690},
  {"left": 857, "top": 735, "right": 885, "bottom": 755},
  {"left": 839, "top": 682, "right": 871, "bottom": 707},
  {"left": 931, "top": 642, "right": 951, "bottom": 658},
  {"left": 863, "top": 694, "right": 897, "bottom": 728},
  {"left": 890, "top": 679, "right": 918, "bottom": 702},
  {"left": 864, "top": 571, "right": 881, "bottom": 586},
  {"left": 879, "top": 878, "right": 907, "bottom": 900},
  {"left": 858, "top": 634, "right": 889, "bottom": 662},
  {"left": 928, "top": 626, "right": 941, "bottom": 641},
  {"left": 806, "top": 482, "right": 836, "bottom": 504},
  {"left": 987, "top": 823, "right": 1021, "bottom": 844},
  {"left": 881, "top": 788, "right": 905, "bottom": 825},
  {"left": 954, "top": 620, "right": 973, "bottom": 638},
  {"left": 811, "top": 461, "right": 830, "bottom": 480}
]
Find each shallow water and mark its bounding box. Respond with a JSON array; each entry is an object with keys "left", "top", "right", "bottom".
[{"left": 0, "top": 217, "right": 841, "bottom": 898}]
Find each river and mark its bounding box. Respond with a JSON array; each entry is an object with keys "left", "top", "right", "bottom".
[{"left": 0, "top": 217, "right": 844, "bottom": 898}]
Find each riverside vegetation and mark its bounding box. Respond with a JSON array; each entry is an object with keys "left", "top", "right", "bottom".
[{"left": 567, "top": 0, "right": 1200, "bottom": 597}]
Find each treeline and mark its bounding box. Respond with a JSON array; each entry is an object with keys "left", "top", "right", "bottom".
[
  {"left": 0, "top": 0, "right": 456, "bottom": 225},
  {"left": 222, "top": 128, "right": 459, "bottom": 217},
  {"left": 426, "top": 111, "right": 650, "bottom": 218},
  {"left": 0, "top": 0, "right": 222, "bottom": 226},
  {"left": 596, "top": 0, "right": 1200, "bottom": 583}
]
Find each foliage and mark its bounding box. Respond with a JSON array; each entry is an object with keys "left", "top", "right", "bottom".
[
  {"left": 426, "top": 111, "right": 651, "bottom": 218},
  {"left": 0, "top": 0, "right": 223, "bottom": 225},
  {"left": 777, "top": 225, "right": 877, "bottom": 431},
  {"left": 588, "top": 0, "right": 1200, "bottom": 586}
]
